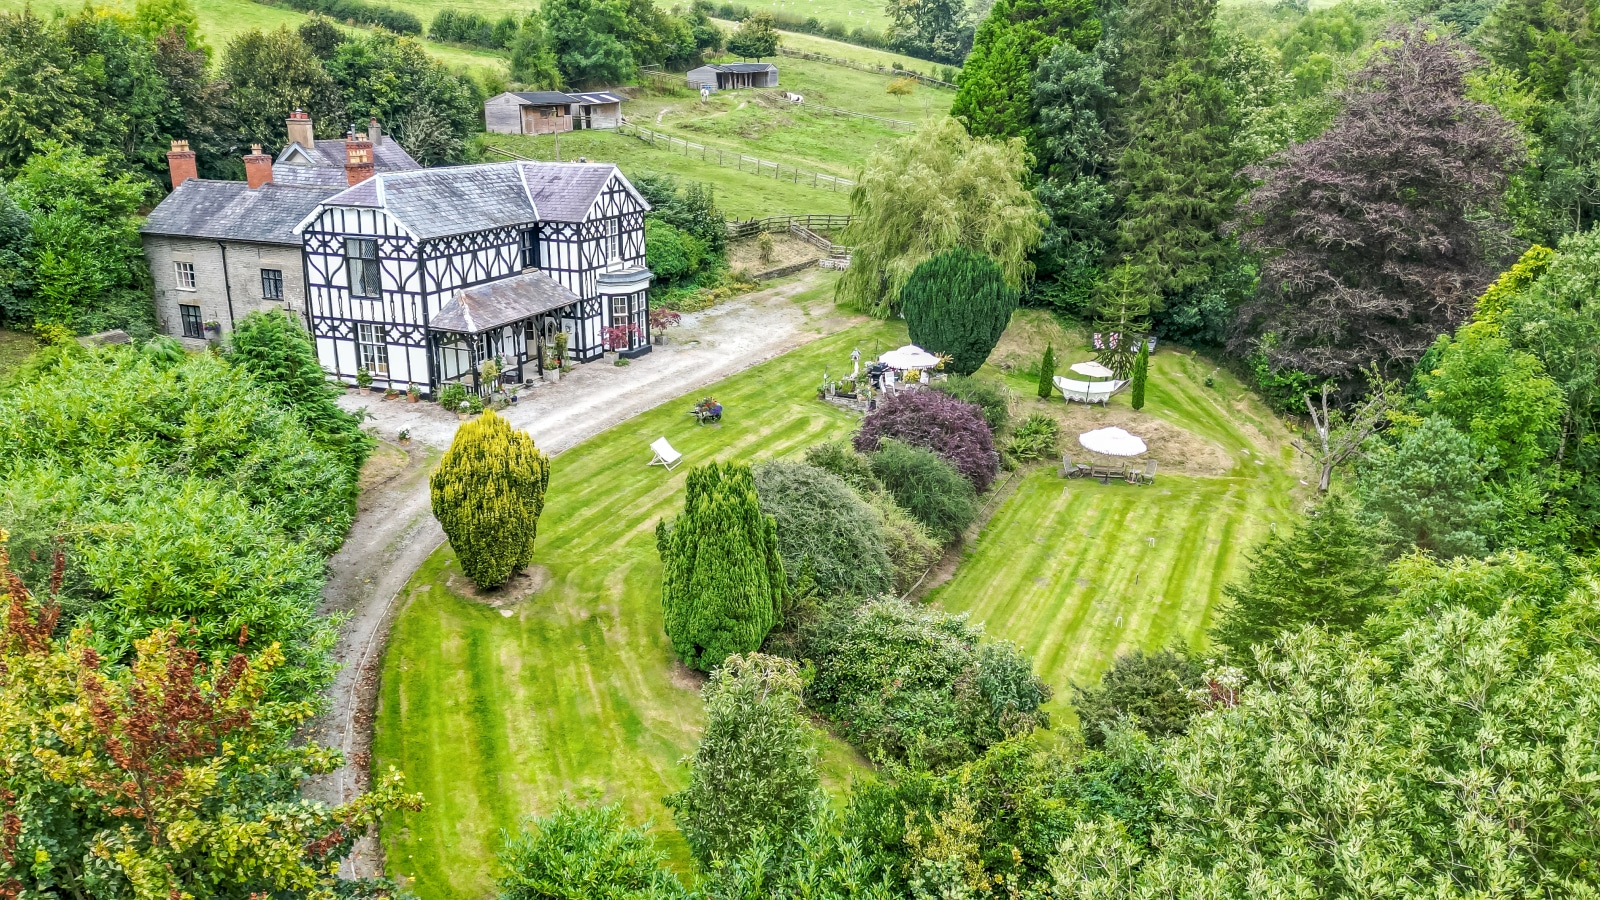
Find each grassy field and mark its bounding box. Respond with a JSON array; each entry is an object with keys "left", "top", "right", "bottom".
[
  {"left": 483, "top": 131, "right": 854, "bottom": 218},
  {"left": 374, "top": 280, "right": 897, "bottom": 899},
  {"left": 928, "top": 345, "right": 1306, "bottom": 721},
  {"left": 0, "top": 0, "right": 507, "bottom": 75}
]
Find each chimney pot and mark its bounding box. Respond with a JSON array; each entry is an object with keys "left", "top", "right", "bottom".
[
  {"left": 368, "top": 117, "right": 382, "bottom": 146},
  {"left": 166, "top": 139, "right": 197, "bottom": 189},
  {"left": 344, "top": 136, "right": 375, "bottom": 186},
  {"left": 243, "top": 143, "right": 274, "bottom": 190},
  {"left": 285, "top": 109, "right": 314, "bottom": 149}
]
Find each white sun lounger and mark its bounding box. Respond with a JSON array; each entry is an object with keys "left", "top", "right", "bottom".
[
  {"left": 648, "top": 437, "right": 682, "bottom": 471},
  {"left": 1053, "top": 376, "right": 1127, "bottom": 405}
]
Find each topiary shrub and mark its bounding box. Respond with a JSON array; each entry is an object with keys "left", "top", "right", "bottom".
[
  {"left": 867, "top": 440, "right": 978, "bottom": 542},
  {"left": 430, "top": 409, "right": 551, "bottom": 589},
  {"left": 657, "top": 461, "right": 786, "bottom": 671},
  {"left": 801, "top": 598, "right": 1051, "bottom": 769},
  {"left": 1071, "top": 648, "right": 1207, "bottom": 748},
  {"left": 865, "top": 490, "right": 942, "bottom": 594},
  {"left": 1130, "top": 338, "right": 1149, "bottom": 410},
  {"left": 1037, "top": 343, "right": 1055, "bottom": 399},
  {"left": 754, "top": 460, "right": 893, "bottom": 599},
  {"left": 933, "top": 375, "right": 1010, "bottom": 431},
  {"left": 804, "top": 441, "right": 881, "bottom": 493},
  {"left": 901, "top": 247, "right": 1020, "bottom": 376},
  {"left": 854, "top": 389, "right": 999, "bottom": 491}
]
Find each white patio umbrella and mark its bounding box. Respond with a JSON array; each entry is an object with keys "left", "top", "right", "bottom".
[
  {"left": 1069, "top": 360, "right": 1115, "bottom": 379},
  {"left": 879, "top": 345, "right": 941, "bottom": 369},
  {"left": 1078, "top": 427, "right": 1147, "bottom": 457}
]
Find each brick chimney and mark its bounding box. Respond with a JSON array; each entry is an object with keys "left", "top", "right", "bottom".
[
  {"left": 167, "top": 140, "right": 197, "bottom": 189},
  {"left": 244, "top": 144, "right": 273, "bottom": 189},
  {"left": 286, "top": 108, "right": 314, "bottom": 148},
  {"left": 344, "top": 132, "right": 374, "bottom": 186},
  {"left": 367, "top": 117, "right": 383, "bottom": 146}
]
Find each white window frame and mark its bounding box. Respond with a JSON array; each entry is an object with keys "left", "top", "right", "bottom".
[
  {"left": 174, "top": 261, "right": 196, "bottom": 291},
  {"left": 357, "top": 322, "right": 389, "bottom": 376},
  {"left": 603, "top": 219, "right": 622, "bottom": 268}
]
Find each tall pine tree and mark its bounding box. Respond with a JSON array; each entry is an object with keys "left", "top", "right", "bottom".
[
  {"left": 951, "top": 0, "right": 1100, "bottom": 144},
  {"left": 657, "top": 462, "right": 785, "bottom": 671},
  {"left": 1093, "top": 263, "right": 1153, "bottom": 378},
  {"left": 1038, "top": 343, "right": 1056, "bottom": 398},
  {"left": 1111, "top": 0, "right": 1242, "bottom": 304}
]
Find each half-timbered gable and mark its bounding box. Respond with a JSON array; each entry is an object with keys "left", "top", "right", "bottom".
[{"left": 294, "top": 161, "right": 652, "bottom": 395}]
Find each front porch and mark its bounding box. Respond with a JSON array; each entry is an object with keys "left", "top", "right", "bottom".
[{"left": 430, "top": 270, "right": 582, "bottom": 395}]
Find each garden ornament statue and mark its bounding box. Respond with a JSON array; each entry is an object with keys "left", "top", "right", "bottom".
[{"left": 851, "top": 348, "right": 861, "bottom": 377}]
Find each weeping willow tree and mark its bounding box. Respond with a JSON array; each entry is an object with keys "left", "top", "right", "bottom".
[
  {"left": 430, "top": 409, "right": 551, "bottom": 588},
  {"left": 836, "top": 117, "right": 1045, "bottom": 318}
]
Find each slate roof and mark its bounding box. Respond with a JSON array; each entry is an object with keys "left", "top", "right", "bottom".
[
  {"left": 704, "top": 62, "right": 778, "bottom": 73},
  {"left": 431, "top": 271, "right": 581, "bottom": 333},
  {"left": 510, "top": 91, "right": 578, "bottom": 106},
  {"left": 305, "top": 161, "right": 647, "bottom": 239},
  {"left": 274, "top": 138, "right": 421, "bottom": 173},
  {"left": 141, "top": 180, "right": 331, "bottom": 245},
  {"left": 269, "top": 166, "right": 358, "bottom": 189}
]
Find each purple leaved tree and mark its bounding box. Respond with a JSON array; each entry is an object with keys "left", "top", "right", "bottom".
[
  {"left": 853, "top": 390, "right": 1000, "bottom": 491},
  {"left": 1230, "top": 26, "right": 1525, "bottom": 390}
]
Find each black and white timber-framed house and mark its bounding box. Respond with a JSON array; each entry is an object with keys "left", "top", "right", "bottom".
[{"left": 295, "top": 160, "right": 654, "bottom": 394}]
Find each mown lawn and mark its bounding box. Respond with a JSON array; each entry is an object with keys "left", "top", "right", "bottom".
[
  {"left": 929, "top": 349, "right": 1305, "bottom": 720},
  {"left": 374, "top": 300, "right": 900, "bottom": 899}
]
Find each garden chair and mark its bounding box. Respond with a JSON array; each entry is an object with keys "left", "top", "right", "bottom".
[
  {"left": 1060, "top": 453, "right": 1088, "bottom": 478},
  {"left": 648, "top": 437, "right": 682, "bottom": 471},
  {"left": 1138, "top": 459, "right": 1158, "bottom": 485}
]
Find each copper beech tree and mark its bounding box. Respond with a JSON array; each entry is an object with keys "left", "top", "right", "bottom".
[{"left": 0, "top": 534, "right": 422, "bottom": 900}]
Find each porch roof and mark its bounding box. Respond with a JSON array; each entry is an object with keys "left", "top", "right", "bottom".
[{"left": 431, "top": 271, "right": 581, "bottom": 334}]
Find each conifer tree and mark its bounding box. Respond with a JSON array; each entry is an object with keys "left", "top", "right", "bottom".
[
  {"left": 1093, "top": 263, "right": 1154, "bottom": 378},
  {"left": 901, "top": 248, "right": 1019, "bottom": 376},
  {"left": 1130, "top": 339, "right": 1149, "bottom": 409},
  {"left": 656, "top": 462, "right": 784, "bottom": 672},
  {"left": 430, "top": 409, "right": 551, "bottom": 589},
  {"left": 1038, "top": 343, "right": 1056, "bottom": 398},
  {"left": 951, "top": 0, "right": 1101, "bottom": 144},
  {"left": 1210, "top": 493, "right": 1392, "bottom": 662}
]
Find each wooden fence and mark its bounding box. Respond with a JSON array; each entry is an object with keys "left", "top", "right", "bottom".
[
  {"left": 776, "top": 47, "right": 957, "bottom": 89},
  {"left": 725, "top": 214, "right": 851, "bottom": 238},
  {"left": 618, "top": 123, "right": 855, "bottom": 192}
]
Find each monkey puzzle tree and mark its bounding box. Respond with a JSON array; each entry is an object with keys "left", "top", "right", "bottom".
[
  {"left": 656, "top": 461, "right": 785, "bottom": 671},
  {"left": 430, "top": 409, "right": 551, "bottom": 588},
  {"left": 902, "top": 247, "right": 1019, "bottom": 376}
]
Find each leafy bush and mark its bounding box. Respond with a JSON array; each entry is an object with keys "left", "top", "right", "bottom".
[
  {"left": 430, "top": 8, "right": 518, "bottom": 47},
  {"left": 856, "top": 389, "right": 1000, "bottom": 491},
  {"left": 866, "top": 490, "right": 942, "bottom": 594},
  {"left": 228, "top": 311, "right": 372, "bottom": 472},
  {"left": 438, "top": 382, "right": 467, "bottom": 409},
  {"left": 0, "top": 346, "right": 360, "bottom": 703},
  {"left": 754, "top": 460, "right": 894, "bottom": 599},
  {"left": 804, "top": 441, "right": 881, "bottom": 494},
  {"left": 643, "top": 219, "right": 707, "bottom": 287},
  {"left": 1072, "top": 649, "right": 1207, "bottom": 748},
  {"left": 868, "top": 440, "right": 979, "bottom": 542},
  {"left": 431, "top": 410, "right": 550, "bottom": 589},
  {"left": 278, "top": 0, "right": 422, "bottom": 33},
  {"left": 801, "top": 599, "right": 1051, "bottom": 769},
  {"left": 933, "top": 374, "right": 1010, "bottom": 431},
  {"left": 496, "top": 799, "right": 681, "bottom": 900},
  {"left": 657, "top": 462, "right": 785, "bottom": 671},
  {"left": 666, "top": 654, "right": 820, "bottom": 862},
  {"left": 1004, "top": 413, "right": 1059, "bottom": 462}
]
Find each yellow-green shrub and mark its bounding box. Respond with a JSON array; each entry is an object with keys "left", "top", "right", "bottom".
[{"left": 430, "top": 410, "right": 551, "bottom": 588}]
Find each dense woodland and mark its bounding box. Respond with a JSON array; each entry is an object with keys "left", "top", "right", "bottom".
[{"left": 3, "top": 0, "right": 1600, "bottom": 893}]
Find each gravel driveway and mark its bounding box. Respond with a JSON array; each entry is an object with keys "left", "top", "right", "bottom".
[{"left": 302, "top": 271, "right": 862, "bottom": 877}]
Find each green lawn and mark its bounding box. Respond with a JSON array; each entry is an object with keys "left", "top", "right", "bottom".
[
  {"left": 928, "top": 349, "right": 1305, "bottom": 720},
  {"left": 0, "top": 329, "right": 37, "bottom": 379},
  {"left": 483, "top": 131, "right": 854, "bottom": 218},
  {"left": 375, "top": 282, "right": 894, "bottom": 899},
  {"left": 763, "top": 26, "right": 954, "bottom": 73}
]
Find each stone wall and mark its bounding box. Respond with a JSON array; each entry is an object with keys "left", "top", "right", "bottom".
[{"left": 143, "top": 235, "right": 307, "bottom": 343}]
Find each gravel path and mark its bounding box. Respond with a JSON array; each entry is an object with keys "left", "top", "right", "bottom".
[{"left": 300, "top": 271, "right": 861, "bottom": 877}]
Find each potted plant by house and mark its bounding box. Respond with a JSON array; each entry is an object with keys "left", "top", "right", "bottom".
[
  {"left": 543, "top": 343, "right": 560, "bottom": 383},
  {"left": 407, "top": 385, "right": 421, "bottom": 403},
  {"left": 356, "top": 367, "right": 373, "bottom": 390},
  {"left": 649, "top": 308, "right": 680, "bottom": 344}
]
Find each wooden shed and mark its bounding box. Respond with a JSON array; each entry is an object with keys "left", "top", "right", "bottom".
[
  {"left": 485, "top": 91, "right": 578, "bottom": 135},
  {"left": 568, "top": 91, "right": 626, "bottom": 130},
  {"left": 686, "top": 62, "right": 779, "bottom": 92}
]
